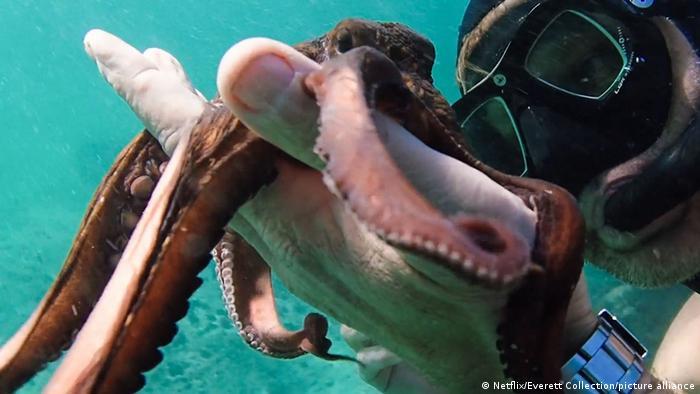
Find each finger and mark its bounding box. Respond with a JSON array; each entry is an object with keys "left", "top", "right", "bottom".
[
  {"left": 84, "top": 29, "right": 206, "bottom": 155},
  {"left": 340, "top": 325, "right": 377, "bottom": 351},
  {"left": 652, "top": 293, "right": 700, "bottom": 389},
  {"left": 356, "top": 345, "right": 403, "bottom": 376},
  {"left": 217, "top": 37, "right": 323, "bottom": 169},
  {"left": 84, "top": 29, "right": 155, "bottom": 86},
  {"left": 143, "top": 47, "right": 206, "bottom": 101}
]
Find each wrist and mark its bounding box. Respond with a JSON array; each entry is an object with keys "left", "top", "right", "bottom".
[
  {"left": 562, "top": 309, "right": 650, "bottom": 393},
  {"left": 561, "top": 273, "right": 599, "bottom": 361},
  {"left": 560, "top": 274, "right": 652, "bottom": 393}
]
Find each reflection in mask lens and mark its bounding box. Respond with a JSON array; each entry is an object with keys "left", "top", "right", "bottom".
[
  {"left": 526, "top": 10, "right": 626, "bottom": 99},
  {"left": 460, "top": 97, "right": 527, "bottom": 175}
]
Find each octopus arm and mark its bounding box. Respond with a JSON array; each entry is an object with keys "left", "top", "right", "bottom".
[
  {"left": 0, "top": 131, "right": 167, "bottom": 393},
  {"left": 214, "top": 231, "right": 353, "bottom": 361},
  {"left": 44, "top": 110, "right": 277, "bottom": 393}
]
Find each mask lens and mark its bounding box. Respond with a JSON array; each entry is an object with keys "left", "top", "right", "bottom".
[
  {"left": 460, "top": 97, "right": 527, "bottom": 176},
  {"left": 526, "top": 10, "right": 627, "bottom": 99}
]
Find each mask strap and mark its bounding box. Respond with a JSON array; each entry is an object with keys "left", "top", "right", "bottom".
[{"left": 457, "top": 0, "right": 504, "bottom": 55}]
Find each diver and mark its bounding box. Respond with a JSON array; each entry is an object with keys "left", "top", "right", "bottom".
[
  {"left": 454, "top": 0, "right": 700, "bottom": 386},
  {"left": 453, "top": 0, "right": 700, "bottom": 292},
  {"left": 343, "top": 1, "right": 700, "bottom": 392}
]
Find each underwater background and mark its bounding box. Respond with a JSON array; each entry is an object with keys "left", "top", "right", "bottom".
[{"left": 0, "top": 1, "right": 691, "bottom": 393}]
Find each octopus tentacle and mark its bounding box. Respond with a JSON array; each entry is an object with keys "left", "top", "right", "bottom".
[
  {"left": 214, "top": 231, "right": 352, "bottom": 361},
  {"left": 45, "top": 126, "right": 193, "bottom": 394},
  {"left": 304, "top": 46, "right": 531, "bottom": 287},
  {"left": 498, "top": 182, "right": 585, "bottom": 386},
  {"left": 0, "top": 131, "right": 166, "bottom": 393},
  {"left": 45, "top": 109, "right": 278, "bottom": 393}
]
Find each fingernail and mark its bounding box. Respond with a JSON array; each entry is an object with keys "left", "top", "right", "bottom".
[{"left": 232, "top": 54, "right": 294, "bottom": 111}]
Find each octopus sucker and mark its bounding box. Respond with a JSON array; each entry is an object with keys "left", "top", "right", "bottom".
[{"left": 212, "top": 230, "right": 350, "bottom": 361}]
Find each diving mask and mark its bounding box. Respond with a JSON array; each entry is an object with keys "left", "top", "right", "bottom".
[{"left": 452, "top": 0, "right": 672, "bottom": 196}]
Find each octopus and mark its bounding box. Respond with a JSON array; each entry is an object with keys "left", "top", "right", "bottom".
[{"left": 0, "top": 20, "right": 585, "bottom": 393}]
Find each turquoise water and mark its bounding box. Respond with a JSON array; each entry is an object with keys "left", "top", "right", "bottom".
[{"left": 0, "top": 1, "right": 691, "bottom": 393}]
